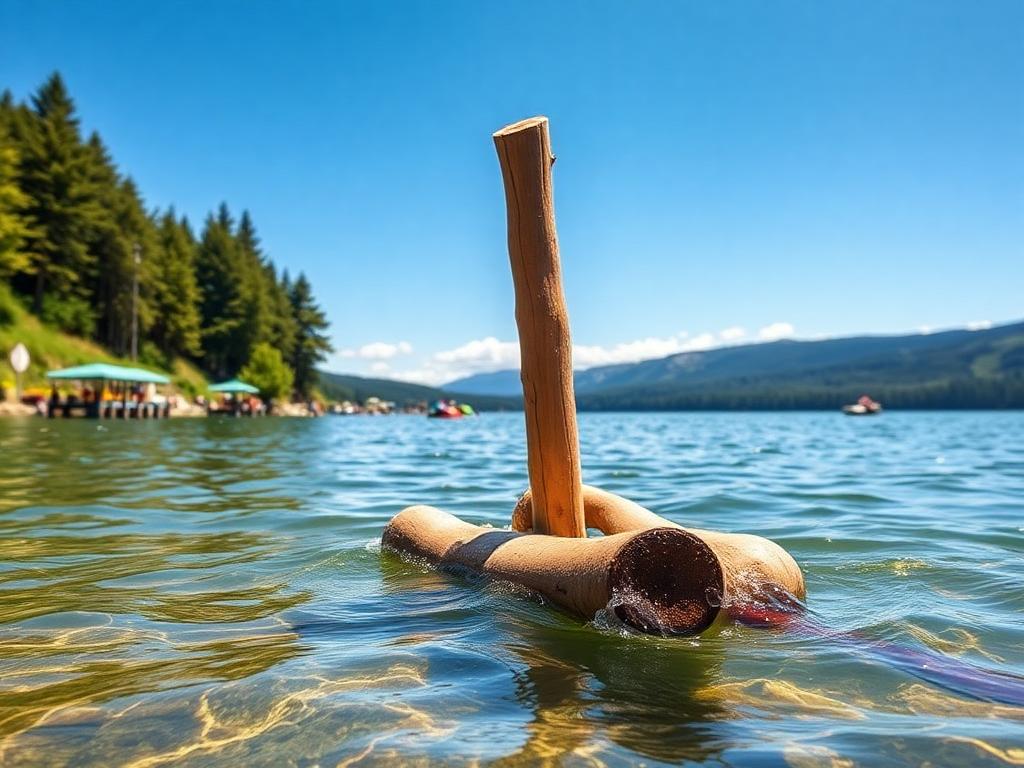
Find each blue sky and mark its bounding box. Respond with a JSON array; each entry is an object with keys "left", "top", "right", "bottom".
[{"left": 3, "top": 1, "right": 1021, "bottom": 384}]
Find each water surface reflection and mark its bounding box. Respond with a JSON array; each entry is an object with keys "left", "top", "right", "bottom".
[{"left": 0, "top": 413, "right": 1022, "bottom": 765}]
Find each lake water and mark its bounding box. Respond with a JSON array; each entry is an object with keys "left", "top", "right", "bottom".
[{"left": 0, "top": 412, "right": 1022, "bottom": 766}]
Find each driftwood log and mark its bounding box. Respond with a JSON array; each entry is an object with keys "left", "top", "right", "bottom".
[
  {"left": 383, "top": 505, "right": 723, "bottom": 634},
  {"left": 512, "top": 485, "right": 805, "bottom": 609},
  {"left": 382, "top": 116, "right": 805, "bottom": 635}
]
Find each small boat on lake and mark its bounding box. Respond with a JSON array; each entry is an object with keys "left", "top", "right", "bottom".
[
  {"left": 843, "top": 395, "right": 883, "bottom": 415},
  {"left": 428, "top": 399, "right": 474, "bottom": 419}
]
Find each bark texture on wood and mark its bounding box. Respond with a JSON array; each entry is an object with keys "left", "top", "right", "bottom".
[
  {"left": 493, "top": 117, "right": 585, "bottom": 538},
  {"left": 383, "top": 505, "right": 724, "bottom": 635},
  {"left": 512, "top": 485, "right": 806, "bottom": 607}
]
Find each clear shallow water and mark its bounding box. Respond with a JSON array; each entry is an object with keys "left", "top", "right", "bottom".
[{"left": 0, "top": 411, "right": 1022, "bottom": 767}]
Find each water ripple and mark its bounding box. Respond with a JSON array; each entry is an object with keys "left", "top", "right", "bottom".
[{"left": 0, "top": 412, "right": 1022, "bottom": 765}]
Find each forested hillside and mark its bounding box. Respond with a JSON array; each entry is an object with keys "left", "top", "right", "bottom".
[
  {"left": 0, "top": 73, "right": 331, "bottom": 397},
  {"left": 445, "top": 322, "right": 1024, "bottom": 410}
]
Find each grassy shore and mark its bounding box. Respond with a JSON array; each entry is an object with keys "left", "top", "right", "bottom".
[{"left": 0, "top": 286, "right": 208, "bottom": 398}]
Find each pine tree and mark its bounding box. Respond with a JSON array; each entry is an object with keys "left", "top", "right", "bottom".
[
  {"left": 272, "top": 268, "right": 298, "bottom": 361},
  {"left": 289, "top": 272, "right": 332, "bottom": 398},
  {"left": 196, "top": 204, "right": 247, "bottom": 378},
  {"left": 0, "top": 93, "right": 33, "bottom": 279},
  {"left": 235, "top": 210, "right": 273, "bottom": 352},
  {"left": 14, "top": 73, "right": 103, "bottom": 332},
  {"left": 152, "top": 210, "right": 202, "bottom": 361},
  {"left": 83, "top": 134, "right": 157, "bottom": 354},
  {"left": 2, "top": 73, "right": 335, "bottom": 388}
]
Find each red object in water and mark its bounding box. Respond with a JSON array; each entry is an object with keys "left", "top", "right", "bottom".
[{"left": 428, "top": 401, "right": 463, "bottom": 419}]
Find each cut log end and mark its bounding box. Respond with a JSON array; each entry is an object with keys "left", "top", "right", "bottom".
[
  {"left": 492, "top": 116, "right": 549, "bottom": 139},
  {"left": 609, "top": 528, "right": 723, "bottom": 636}
]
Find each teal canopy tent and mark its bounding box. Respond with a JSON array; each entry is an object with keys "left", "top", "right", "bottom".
[
  {"left": 45, "top": 362, "right": 171, "bottom": 420},
  {"left": 46, "top": 363, "right": 170, "bottom": 384},
  {"left": 119, "top": 367, "right": 171, "bottom": 384},
  {"left": 209, "top": 379, "right": 259, "bottom": 394}
]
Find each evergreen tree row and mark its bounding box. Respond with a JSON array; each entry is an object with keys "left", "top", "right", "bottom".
[{"left": 0, "top": 73, "right": 331, "bottom": 398}]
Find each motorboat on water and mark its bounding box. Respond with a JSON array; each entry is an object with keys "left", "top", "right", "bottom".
[{"left": 843, "top": 395, "right": 883, "bottom": 415}]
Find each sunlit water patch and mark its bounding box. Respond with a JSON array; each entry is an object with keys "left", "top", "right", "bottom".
[{"left": 0, "top": 412, "right": 1022, "bottom": 766}]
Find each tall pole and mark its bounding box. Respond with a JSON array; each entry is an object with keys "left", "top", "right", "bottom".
[
  {"left": 131, "top": 242, "right": 141, "bottom": 362},
  {"left": 494, "top": 117, "right": 586, "bottom": 538}
]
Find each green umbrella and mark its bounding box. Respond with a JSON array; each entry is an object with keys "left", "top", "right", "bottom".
[{"left": 209, "top": 379, "right": 259, "bottom": 394}]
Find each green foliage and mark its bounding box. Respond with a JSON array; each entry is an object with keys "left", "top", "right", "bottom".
[
  {"left": 0, "top": 282, "right": 20, "bottom": 326},
  {"left": 84, "top": 138, "right": 157, "bottom": 356},
  {"left": 266, "top": 266, "right": 297, "bottom": 366},
  {"left": 241, "top": 342, "right": 294, "bottom": 401},
  {"left": 1, "top": 73, "right": 331, "bottom": 400},
  {"left": 0, "top": 282, "right": 155, "bottom": 386},
  {"left": 196, "top": 205, "right": 246, "bottom": 378},
  {"left": 289, "top": 273, "right": 332, "bottom": 398},
  {"left": 13, "top": 73, "right": 105, "bottom": 322},
  {"left": 40, "top": 293, "right": 94, "bottom": 336},
  {"left": 151, "top": 210, "right": 201, "bottom": 360},
  {"left": 193, "top": 204, "right": 306, "bottom": 384},
  {"left": 0, "top": 98, "right": 33, "bottom": 279}
]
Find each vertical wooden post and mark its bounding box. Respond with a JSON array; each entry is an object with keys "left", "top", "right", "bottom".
[{"left": 494, "top": 117, "right": 586, "bottom": 538}]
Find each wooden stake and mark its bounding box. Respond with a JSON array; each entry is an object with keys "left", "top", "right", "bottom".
[{"left": 494, "top": 117, "right": 586, "bottom": 538}]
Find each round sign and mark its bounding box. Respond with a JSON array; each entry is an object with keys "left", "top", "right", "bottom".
[{"left": 9, "top": 343, "right": 29, "bottom": 374}]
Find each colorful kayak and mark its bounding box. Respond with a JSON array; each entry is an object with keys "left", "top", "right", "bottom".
[{"left": 428, "top": 400, "right": 464, "bottom": 419}]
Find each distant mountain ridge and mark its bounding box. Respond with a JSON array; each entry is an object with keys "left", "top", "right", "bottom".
[
  {"left": 443, "top": 369, "right": 523, "bottom": 397},
  {"left": 441, "top": 321, "right": 1024, "bottom": 409}
]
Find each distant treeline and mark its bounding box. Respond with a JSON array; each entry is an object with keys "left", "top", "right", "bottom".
[
  {"left": 313, "top": 372, "right": 1024, "bottom": 412},
  {"left": 0, "top": 73, "right": 331, "bottom": 396},
  {"left": 317, "top": 370, "right": 522, "bottom": 412},
  {"left": 576, "top": 377, "right": 1024, "bottom": 411}
]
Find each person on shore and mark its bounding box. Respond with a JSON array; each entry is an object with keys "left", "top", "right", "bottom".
[{"left": 48, "top": 385, "right": 61, "bottom": 417}]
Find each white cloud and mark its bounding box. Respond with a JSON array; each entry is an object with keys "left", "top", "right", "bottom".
[
  {"left": 719, "top": 326, "right": 746, "bottom": 341},
  {"left": 681, "top": 332, "right": 717, "bottom": 351},
  {"left": 435, "top": 336, "right": 521, "bottom": 369},
  {"left": 405, "top": 328, "right": 751, "bottom": 384},
  {"left": 967, "top": 320, "right": 992, "bottom": 331},
  {"left": 370, "top": 361, "right": 391, "bottom": 374},
  {"left": 917, "top": 325, "right": 933, "bottom": 335},
  {"left": 572, "top": 326, "right": 748, "bottom": 368},
  {"left": 758, "top": 322, "right": 795, "bottom": 341},
  {"left": 375, "top": 324, "right": 785, "bottom": 386},
  {"left": 574, "top": 336, "right": 690, "bottom": 367},
  {"left": 388, "top": 365, "right": 458, "bottom": 387},
  {"left": 339, "top": 341, "right": 414, "bottom": 360}
]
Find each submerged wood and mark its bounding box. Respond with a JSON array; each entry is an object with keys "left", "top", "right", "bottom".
[
  {"left": 511, "top": 485, "right": 806, "bottom": 610},
  {"left": 383, "top": 504, "right": 724, "bottom": 635},
  {"left": 493, "top": 117, "right": 585, "bottom": 538}
]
